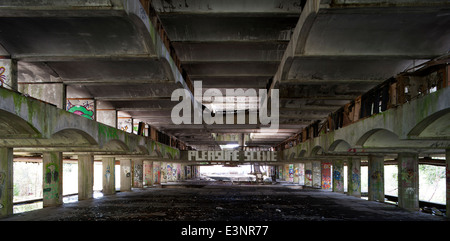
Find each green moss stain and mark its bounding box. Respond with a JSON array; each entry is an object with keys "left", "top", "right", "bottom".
[{"left": 98, "top": 123, "right": 119, "bottom": 141}]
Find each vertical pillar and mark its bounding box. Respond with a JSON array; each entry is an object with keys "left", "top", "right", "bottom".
[
  {"left": 120, "top": 159, "right": 132, "bottom": 192},
  {"left": 312, "top": 161, "right": 321, "bottom": 188},
  {"left": 398, "top": 152, "right": 419, "bottom": 211},
  {"left": 167, "top": 163, "right": 173, "bottom": 182},
  {"left": 293, "top": 164, "right": 299, "bottom": 183},
  {"left": 298, "top": 163, "right": 305, "bottom": 185},
  {"left": 132, "top": 159, "right": 144, "bottom": 188},
  {"left": 102, "top": 157, "right": 115, "bottom": 195},
  {"left": 143, "top": 161, "right": 153, "bottom": 186},
  {"left": 368, "top": 155, "right": 384, "bottom": 202},
  {"left": 347, "top": 157, "right": 361, "bottom": 198},
  {"left": 153, "top": 162, "right": 161, "bottom": 184},
  {"left": 0, "top": 58, "right": 18, "bottom": 91},
  {"left": 0, "top": 147, "right": 13, "bottom": 218},
  {"left": 332, "top": 159, "right": 344, "bottom": 193},
  {"left": 321, "top": 161, "right": 332, "bottom": 190},
  {"left": 43, "top": 152, "right": 63, "bottom": 207},
  {"left": 78, "top": 154, "right": 94, "bottom": 200},
  {"left": 161, "top": 162, "right": 167, "bottom": 183},
  {"left": 446, "top": 149, "right": 450, "bottom": 217},
  {"left": 305, "top": 162, "right": 312, "bottom": 187}
]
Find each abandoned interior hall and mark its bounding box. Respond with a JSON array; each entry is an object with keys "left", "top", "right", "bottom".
[{"left": 1, "top": 0, "right": 450, "bottom": 231}]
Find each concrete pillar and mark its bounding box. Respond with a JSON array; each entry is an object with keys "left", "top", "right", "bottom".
[
  {"left": 167, "top": 163, "right": 173, "bottom": 182},
  {"left": 446, "top": 149, "right": 450, "bottom": 217},
  {"left": 43, "top": 152, "right": 63, "bottom": 207},
  {"left": 305, "top": 162, "right": 312, "bottom": 186},
  {"left": 293, "top": 164, "right": 299, "bottom": 183},
  {"left": 0, "top": 147, "right": 13, "bottom": 218},
  {"left": 143, "top": 161, "right": 153, "bottom": 186},
  {"left": 347, "top": 157, "right": 361, "bottom": 198},
  {"left": 368, "top": 155, "right": 384, "bottom": 202},
  {"left": 161, "top": 162, "right": 167, "bottom": 183},
  {"left": 298, "top": 163, "right": 305, "bottom": 185},
  {"left": 96, "top": 101, "right": 117, "bottom": 128},
  {"left": 102, "top": 157, "right": 115, "bottom": 195},
  {"left": 78, "top": 154, "right": 94, "bottom": 200},
  {"left": 153, "top": 162, "right": 161, "bottom": 184},
  {"left": 398, "top": 152, "right": 419, "bottom": 211},
  {"left": 321, "top": 161, "right": 332, "bottom": 190},
  {"left": 0, "top": 58, "right": 18, "bottom": 91},
  {"left": 132, "top": 159, "right": 144, "bottom": 188},
  {"left": 332, "top": 160, "right": 344, "bottom": 193},
  {"left": 312, "top": 161, "right": 321, "bottom": 188},
  {"left": 120, "top": 159, "right": 132, "bottom": 192}
]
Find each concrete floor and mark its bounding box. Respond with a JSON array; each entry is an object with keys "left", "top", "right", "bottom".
[{"left": 1, "top": 181, "right": 447, "bottom": 222}]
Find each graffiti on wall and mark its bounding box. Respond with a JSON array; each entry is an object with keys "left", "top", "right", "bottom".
[
  {"left": 298, "top": 163, "right": 305, "bottom": 185},
  {"left": 321, "top": 162, "right": 331, "bottom": 190},
  {"left": 351, "top": 166, "right": 361, "bottom": 193},
  {"left": 66, "top": 99, "right": 95, "bottom": 120},
  {"left": 153, "top": 162, "right": 161, "bottom": 184},
  {"left": 0, "top": 67, "right": 6, "bottom": 87},
  {"left": 118, "top": 118, "right": 132, "bottom": 133}
]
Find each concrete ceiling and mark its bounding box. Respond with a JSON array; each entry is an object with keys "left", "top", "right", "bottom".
[{"left": 0, "top": 0, "right": 449, "bottom": 150}]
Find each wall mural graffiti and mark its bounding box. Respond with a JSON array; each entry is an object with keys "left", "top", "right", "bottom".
[
  {"left": 66, "top": 99, "right": 95, "bottom": 120},
  {"left": 0, "top": 67, "right": 6, "bottom": 87},
  {"left": 321, "top": 162, "right": 331, "bottom": 190}
]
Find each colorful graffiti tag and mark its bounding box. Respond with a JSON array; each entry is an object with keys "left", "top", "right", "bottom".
[
  {"left": 0, "top": 67, "right": 6, "bottom": 87},
  {"left": 66, "top": 99, "right": 94, "bottom": 120},
  {"left": 321, "top": 162, "right": 332, "bottom": 190},
  {"left": 43, "top": 163, "right": 59, "bottom": 200}
]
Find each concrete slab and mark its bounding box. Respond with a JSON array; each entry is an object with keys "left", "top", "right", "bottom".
[{"left": 1, "top": 183, "right": 447, "bottom": 222}]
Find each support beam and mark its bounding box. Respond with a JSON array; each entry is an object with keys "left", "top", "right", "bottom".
[
  {"left": 78, "top": 154, "right": 94, "bottom": 200},
  {"left": 298, "top": 163, "right": 305, "bottom": 185},
  {"left": 332, "top": 160, "right": 344, "bottom": 193},
  {"left": 120, "top": 159, "right": 132, "bottom": 192},
  {"left": 43, "top": 152, "right": 63, "bottom": 207},
  {"left": 0, "top": 147, "right": 13, "bottom": 218},
  {"left": 368, "top": 155, "right": 384, "bottom": 202},
  {"left": 398, "top": 153, "right": 419, "bottom": 211},
  {"left": 347, "top": 157, "right": 361, "bottom": 198},
  {"left": 102, "top": 157, "right": 115, "bottom": 195}
]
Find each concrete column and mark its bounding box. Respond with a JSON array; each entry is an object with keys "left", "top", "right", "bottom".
[
  {"left": 332, "top": 160, "right": 344, "bottom": 193},
  {"left": 0, "top": 58, "right": 18, "bottom": 91},
  {"left": 398, "top": 152, "right": 419, "bottom": 211},
  {"left": 143, "top": 161, "right": 153, "bottom": 186},
  {"left": 132, "top": 159, "right": 144, "bottom": 188},
  {"left": 78, "top": 154, "right": 94, "bottom": 200},
  {"left": 120, "top": 159, "right": 132, "bottom": 192},
  {"left": 321, "top": 161, "right": 332, "bottom": 190},
  {"left": 368, "top": 155, "right": 384, "bottom": 202},
  {"left": 293, "top": 164, "right": 299, "bottom": 183},
  {"left": 102, "top": 157, "right": 115, "bottom": 195},
  {"left": 298, "top": 163, "right": 305, "bottom": 185},
  {"left": 305, "top": 162, "right": 312, "bottom": 186},
  {"left": 167, "top": 163, "right": 173, "bottom": 182},
  {"left": 0, "top": 147, "right": 13, "bottom": 218},
  {"left": 153, "top": 162, "right": 161, "bottom": 184},
  {"left": 312, "top": 161, "right": 321, "bottom": 188},
  {"left": 161, "top": 162, "right": 167, "bottom": 183},
  {"left": 446, "top": 149, "right": 449, "bottom": 217},
  {"left": 347, "top": 157, "right": 361, "bottom": 198},
  {"left": 43, "top": 152, "right": 63, "bottom": 207}
]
